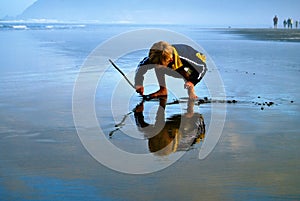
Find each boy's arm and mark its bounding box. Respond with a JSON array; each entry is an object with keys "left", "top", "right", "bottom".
[{"left": 134, "top": 57, "right": 155, "bottom": 95}]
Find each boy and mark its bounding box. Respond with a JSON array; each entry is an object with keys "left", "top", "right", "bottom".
[{"left": 135, "top": 41, "right": 207, "bottom": 100}]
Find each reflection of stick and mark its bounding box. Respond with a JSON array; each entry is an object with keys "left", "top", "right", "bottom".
[
  {"left": 109, "top": 59, "right": 135, "bottom": 89},
  {"left": 109, "top": 111, "right": 133, "bottom": 138},
  {"left": 115, "top": 111, "right": 133, "bottom": 127}
]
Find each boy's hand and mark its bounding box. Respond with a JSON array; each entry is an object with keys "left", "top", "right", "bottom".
[{"left": 135, "top": 85, "right": 144, "bottom": 95}]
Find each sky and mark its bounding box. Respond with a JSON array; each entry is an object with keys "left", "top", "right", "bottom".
[
  {"left": 0, "top": 0, "right": 300, "bottom": 27},
  {"left": 0, "top": 0, "right": 37, "bottom": 18}
]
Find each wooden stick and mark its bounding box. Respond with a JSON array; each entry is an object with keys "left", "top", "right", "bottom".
[{"left": 109, "top": 59, "right": 135, "bottom": 89}]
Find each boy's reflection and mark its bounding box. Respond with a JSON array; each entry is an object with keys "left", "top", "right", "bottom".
[{"left": 134, "top": 98, "right": 205, "bottom": 156}]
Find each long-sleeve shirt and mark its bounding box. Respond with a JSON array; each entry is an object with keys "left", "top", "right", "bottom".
[{"left": 135, "top": 44, "right": 207, "bottom": 86}]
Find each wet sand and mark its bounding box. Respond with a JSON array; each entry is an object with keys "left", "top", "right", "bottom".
[
  {"left": 226, "top": 28, "right": 300, "bottom": 42},
  {"left": 0, "top": 25, "right": 300, "bottom": 200}
]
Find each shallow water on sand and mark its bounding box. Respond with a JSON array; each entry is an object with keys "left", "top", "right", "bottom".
[{"left": 0, "top": 24, "right": 300, "bottom": 200}]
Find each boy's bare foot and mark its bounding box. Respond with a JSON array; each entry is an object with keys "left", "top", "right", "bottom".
[
  {"left": 188, "top": 91, "right": 198, "bottom": 100},
  {"left": 149, "top": 87, "right": 168, "bottom": 98}
]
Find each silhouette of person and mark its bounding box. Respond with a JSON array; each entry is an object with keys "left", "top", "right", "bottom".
[
  {"left": 273, "top": 15, "right": 278, "bottom": 29},
  {"left": 287, "top": 18, "right": 293, "bottom": 29},
  {"left": 283, "top": 19, "right": 287, "bottom": 28},
  {"left": 134, "top": 98, "right": 205, "bottom": 156}
]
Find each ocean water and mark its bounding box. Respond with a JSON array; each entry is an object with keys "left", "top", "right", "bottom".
[{"left": 0, "top": 23, "right": 300, "bottom": 201}]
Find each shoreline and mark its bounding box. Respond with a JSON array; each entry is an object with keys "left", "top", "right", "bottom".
[{"left": 226, "top": 28, "right": 300, "bottom": 42}]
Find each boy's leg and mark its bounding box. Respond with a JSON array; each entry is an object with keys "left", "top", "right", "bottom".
[
  {"left": 188, "top": 85, "right": 198, "bottom": 100},
  {"left": 148, "top": 67, "right": 168, "bottom": 98},
  {"left": 185, "top": 81, "right": 198, "bottom": 100}
]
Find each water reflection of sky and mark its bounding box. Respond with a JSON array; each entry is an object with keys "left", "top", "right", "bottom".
[{"left": 0, "top": 25, "right": 299, "bottom": 200}]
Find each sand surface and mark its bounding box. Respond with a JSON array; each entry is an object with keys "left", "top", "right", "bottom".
[{"left": 0, "top": 24, "right": 300, "bottom": 200}]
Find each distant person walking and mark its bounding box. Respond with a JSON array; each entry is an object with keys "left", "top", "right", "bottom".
[
  {"left": 283, "top": 19, "right": 287, "bottom": 28},
  {"left": 273, "top": 15, "right": 278, "bottom": 29},
  {"left": 296, "top": 21, "right": 298, "bottom": 29},
  {"left": 287, "top": 18, "right": 293, "bottom": 29}
]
